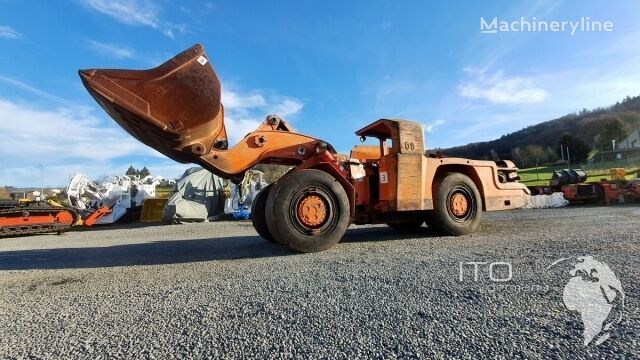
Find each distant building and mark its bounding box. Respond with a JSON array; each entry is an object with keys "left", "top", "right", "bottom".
[
  {"left": 597, "top": 127, "right": 640, "bottom": 161},
  {"left": 618, "top": 127, "right": 640, "bottom": 149}
]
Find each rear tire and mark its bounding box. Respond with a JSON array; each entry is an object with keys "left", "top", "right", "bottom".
[
  {"left": 265, "top": 169, "right": 350, "bottom": 253},
  {"left": 430, "top": 173, "right": 482, "bottom": 235},
  {"left": 251, "top": 183, "right": 276, "bottom": 243}
]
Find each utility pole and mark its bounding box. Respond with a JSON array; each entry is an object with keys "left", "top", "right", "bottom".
[
  {"left": 39, "top": 164, "right": 45, "bottom": 200},
  {"left": 560, "top": 145, "right": 565, "bottom": 161},
  {"left": 566, "top": 147, "right": 571, "bottom": 169}
]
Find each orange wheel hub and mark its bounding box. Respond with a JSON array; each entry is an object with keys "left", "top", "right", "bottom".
[
  {"left": 55, "top": 211, "right": 75, "bottom": 225},
  {"left": 297, "top": 194, "right": 327, "bottom": 228},
  {"left": 450, "top": 193, "right": 469, "bottom": 217}
]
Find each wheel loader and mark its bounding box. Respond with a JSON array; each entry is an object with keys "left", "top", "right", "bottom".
[{"left": 79, "top": 44, "right": 530, "bottom": 253}]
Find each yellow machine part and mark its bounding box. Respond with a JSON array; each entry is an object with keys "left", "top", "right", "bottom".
[
  {"left": 47, "top": 199, "right": 65, "bottom": 208},
  {"left": 610, "top": 168, "right": 626, "bottom": 181},
  {"left": 154, "top": 187, "right": 174, "bottom": 199},
  {"left": 140, "top": 198, "right": 169, "bottom": 223}
]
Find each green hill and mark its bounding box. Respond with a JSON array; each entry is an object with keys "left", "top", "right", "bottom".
[{"left": 443, "top": 95, "right": 640, "bottom": 166}]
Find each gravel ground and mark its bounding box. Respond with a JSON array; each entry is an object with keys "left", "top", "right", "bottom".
[{"left": 0, "top": 206, "right": 638, "bottom": 359}]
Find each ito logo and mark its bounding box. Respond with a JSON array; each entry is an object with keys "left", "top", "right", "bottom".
[{"left": 548, "top": 256, "right": 625, "bottom": 346}]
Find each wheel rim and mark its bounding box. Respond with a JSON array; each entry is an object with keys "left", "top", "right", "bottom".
[
  {"left": 297, "top": 194, "right": 328, "bottom": 228},
  {"left": 446, "top": 186, "right": 475, "bottom": 222},
  {"left": 450, "top": 193, "right": 468, "bottom": 217},
  {"left": 289, "top": 187, "right": 336, "bottom": 235}
]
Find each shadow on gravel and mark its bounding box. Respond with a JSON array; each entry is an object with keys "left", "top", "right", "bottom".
[
  {"left": 70, "top": 221, "right": 170, "bottom": 232},
  {"left": 341, "top": 226, "right": 441, "bottom": 243},
  {"left": 0, "top": 235, "right": 291, "bottom": 270},
  {"left": 0, "top": 226, "right": 436, "bottom": 271}
]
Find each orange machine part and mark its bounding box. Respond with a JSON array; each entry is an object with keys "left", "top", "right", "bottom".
[
  {"left": 0, "top": 210, "right": 75, "bottom": 226},
  {"left": 297, "top": 195, "right": 328, "bottom": 228},
  {"left": 350, "top": 145, "right": 388, "bottom": 162},
  {"left": 450, "top": 192, "right": 469, "bottom": 217},
  {"left": 600, "top": 183, "right": 623, "bottom": 204},
  {"left": 83, "top": 206, "right": 111, "bottom": 227},
  {"left": 79, "top": 44, "right": 334, "bottom": 180},
  {"left": 54, "top": 211, "right": 75, "bottom": 225}
]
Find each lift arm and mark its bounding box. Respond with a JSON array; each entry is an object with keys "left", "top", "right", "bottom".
[{"left": 79, "top": 44, "right": 334, "bottom": 180}]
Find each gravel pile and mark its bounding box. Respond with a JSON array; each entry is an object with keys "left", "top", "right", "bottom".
[{"left": 0, "top": 206, "right": 638, "bottom": 358}]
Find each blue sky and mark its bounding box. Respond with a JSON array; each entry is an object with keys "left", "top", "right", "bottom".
[{"left": 1, "top": 1, "right": 640, "bottom": 186}]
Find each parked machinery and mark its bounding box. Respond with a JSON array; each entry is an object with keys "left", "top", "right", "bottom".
[
  {"left": 223, "top": 170, "right": 268, "bottom": 218},
  {"left": 79, "top": 44, "right": 530, "bottom": 252},
  {"left": 0, "top": 199, "right": 77, "bottom": 237},
  {"left": 549, "top": 169, "right": 587, "bottom": 188},
  {"left": 66, "top": 173, "right": 162, "bottom": 224},
  {"left": 529, "top": 168, "right": 640, "bottom": 204}
]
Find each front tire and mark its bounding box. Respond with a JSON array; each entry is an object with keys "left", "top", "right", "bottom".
[
  {"left": 251, "top": 183, "right": 276, "bottom": 243},
  {"left": 265, "top": 169, "right": 350, "bottom": 253},
  {"left": 430, "top": 173, "right": 482, "bottom": 235}
]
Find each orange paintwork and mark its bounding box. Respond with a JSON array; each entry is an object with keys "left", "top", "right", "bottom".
[
  {"left": 297, "top": 195, "right": 328, "bottom": 227},
  {"left": 354, "top": 119, "right": 530, "bottom": 214},
  {"left": 350, "top": 145, "right": 388, "bottom": 162},
  {"left": 0, "top": 211, "right": 75, "bottom": 227},
  {"left": 450, "top": 193, "right": 468, "bottom": 217},
  {"left": 83, "top": 206, "right": 111, "bottom": 227}
]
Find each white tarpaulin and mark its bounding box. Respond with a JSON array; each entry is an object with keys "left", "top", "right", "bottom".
[
  {"left": 523, "top": 192, "right": 569, "bottom": 209},
  {"left": 162, "top": 167, "right": 224, "bottom": 223}
]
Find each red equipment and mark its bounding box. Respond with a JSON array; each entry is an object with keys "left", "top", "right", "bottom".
[{"left": 0, "top": 200, "right": 78, "bottom": 237}]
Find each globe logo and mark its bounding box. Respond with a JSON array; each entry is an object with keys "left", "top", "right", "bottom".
[{"left": 548, "top": 256, "right": 625, "bottom": 346}]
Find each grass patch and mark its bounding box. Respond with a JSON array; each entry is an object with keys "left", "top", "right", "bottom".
[{"left": 519, "top": 165, "right": 639, "bottom": 186}]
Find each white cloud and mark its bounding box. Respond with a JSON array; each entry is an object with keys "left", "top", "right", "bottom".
[
  {"left": 269, "top": 98, "right": 304, "bottom": 117},
  {"left": 82, "top": 0, "right": 159, "bottom": 27},
  {"left": 424, "top": 119, "right": 445, "bottom": 133},
  {"left": 0, "top": 75, "right": 72, "bottom": 105},
  {"left": 162, "top": 22, "right": 187, "bottom": 39},
  {"left": 224, "top": 117, "right": 265, "bottom": 144},
  {"left": 86, "top": 41, "right": 171, "bottom": 66},
  {"left": 221, "top": 87, "right": 304, "bottom": 143},
  {"left": 88, "top": 40, "right": 135, "bottom": 59},
  {"left": 459, "top": 68, "right": 548, "bottom": 105},
  {"left": 0, "top": 99, "right": 164, "bottom": 186},
  {"left": 0, "top": 99, "right": 157, "bottom": 161},
  {"left": 0, "top": 75, "right": 304, "bottom": 185},
  {"left": 81, "top": 0, "right": 186, "bottom": 38},
  {"left": 0, "top": 25, "right": 22, "bottom": 39},
  {"left": 222, "top": 90, "right": 266, "bottom": 109}
]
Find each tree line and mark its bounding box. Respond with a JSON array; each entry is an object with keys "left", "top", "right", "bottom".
[
  {"left": 442, "top": 95, "right": 640, "bottom": 167},
  {"left": 125, "top": 166, "right": 151, "bottom": 177}
]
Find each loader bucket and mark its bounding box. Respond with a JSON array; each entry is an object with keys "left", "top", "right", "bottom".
[{"left": 79, "top": 44, "right": 228, "bottom": 164}]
